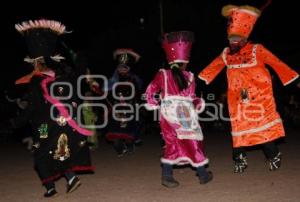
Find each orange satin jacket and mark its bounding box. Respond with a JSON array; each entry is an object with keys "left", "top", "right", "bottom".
[{"left": 198, "top": 43, "right": 299, "bottom": 147}]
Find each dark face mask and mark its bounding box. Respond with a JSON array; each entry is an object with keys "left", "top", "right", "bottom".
[
  {"left": 117, "top": 65, "right": 130, "bottom": 78},
  {"left": 229, "top": 36, "right": 248, "bottom": 54}
]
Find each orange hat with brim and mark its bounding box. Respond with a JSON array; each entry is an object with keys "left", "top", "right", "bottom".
[{"left": 222, "top": 5, "right": 261, "bottom": 38}]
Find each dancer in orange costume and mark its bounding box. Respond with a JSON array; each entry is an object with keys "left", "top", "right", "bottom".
[{"left": 198, "top": 3, "right": 300, "bottom": 172}]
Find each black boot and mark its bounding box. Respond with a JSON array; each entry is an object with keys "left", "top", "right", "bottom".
[
  {"left": 134, "top": 138, "right": 143, "bottom": 146},
  {"left": 161, "top": 176, "right": 180, "bottom": 188},
  {"left": 161, "top": 163, "right": 179, "bottom": 188},
  {"left": 126, "top": 142, "right": 135, "bottom": 154},
  {"left": 113, "top": 140, "right": 127, "bottom": 157},
  {"left": 66, "top": 176, "right": 81, "bottom": 193},
  {"left": 197, "top": 166, "right": 213, "bottom": 184},
  {"left": 262, "top": 142, "right": 281, "bottom": 171},
  {"left": 44, "top": 182, "right": 57, "bottom": 198},
  {"left": 234, "top": 153, "right": 248, "bottom": 173},
  {"left": 44, "top": 188, "right": 58, "bottom": 198},
  {"left": 268, "top": 152, "right": 282, "bottom": 171},
  {"left": 199, "top": 171, "right": 213, "bottom": 184}
]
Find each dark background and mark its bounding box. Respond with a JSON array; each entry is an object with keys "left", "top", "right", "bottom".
[
  {"left": 1, "top": 0, "right": 299, "bottom": 106},
  {"left": 0, "top": 2, "right": 299, "bottom": 199}
]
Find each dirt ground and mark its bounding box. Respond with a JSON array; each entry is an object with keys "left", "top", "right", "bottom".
[{"left": 1, "top": 126, "right": 300, "bottom": 202}]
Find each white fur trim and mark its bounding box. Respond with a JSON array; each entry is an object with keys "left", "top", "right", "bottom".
[
  {"left": 198, "top": 75, "right": 209, "bottom": 85},
  {"left": 284, "top": 75, "right": 299, "bottom": 86},
  {"left": 239, "top": 9, "right": 260, "bottom": 17},
  {"left": 169, "top": 60, "right": 189, "bottom": 64},
  {"left": 231, "top": 118, "right": 282, "bottom": 136},
  {"left": 161, "top": 69, "right": 168, "bottom": 96},
  {"left": 177, "top": 133, "right": 203, "bottom": 141},
  {"left": 222, "top": 45, "right": 258, "bottom": 69},
  {"left": 188, "top": 72, "right": 194, "bottom": 84},
  {"left": 161, "top": 157, "right": 209, "bottom": 167}
]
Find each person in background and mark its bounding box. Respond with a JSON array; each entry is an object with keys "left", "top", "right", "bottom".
[
  {"left": 82, "top": 91, "right": 99, "bottom": 150},
  {"left": 104, "top": 48, "right": 143, "bottom": 157}
]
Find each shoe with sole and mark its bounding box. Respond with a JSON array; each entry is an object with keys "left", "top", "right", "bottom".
[
  {"left": 44, "top": 188, "right": 58, "bottom": 198},
  {"left": 66, "top": 177, "right": 81, "bottom": 193},
  {"left": 199, "top": 171, "right": 213, "bottom": 184},
  {"left": 161, "top": 176, "right": 179, "bottom": 188}
]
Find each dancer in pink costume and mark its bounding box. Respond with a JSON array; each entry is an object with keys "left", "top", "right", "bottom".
[{"left": 145, "top": 31, "right": 213, "bottom": 188}]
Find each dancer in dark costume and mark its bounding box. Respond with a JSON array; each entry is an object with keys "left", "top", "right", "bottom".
[
  {"left": 104, "top": 49, "right": 143, "bottom": 157},
  {"left": 5, "top": 19, "right": 94, "bottom": 197}
]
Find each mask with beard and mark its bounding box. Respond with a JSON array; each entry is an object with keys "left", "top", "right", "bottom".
[{"left": 228, "top": 36, "right": 248, "bottom": 54}]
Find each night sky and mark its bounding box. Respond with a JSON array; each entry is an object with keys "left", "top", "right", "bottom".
[{"left": 1, "top": 0, "right": 300, "bottom": 96}]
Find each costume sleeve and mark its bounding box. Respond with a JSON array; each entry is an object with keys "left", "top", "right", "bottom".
[
  {"left": 189, "top": 73, "right": 205, "bottom": 113},
  {"left": 258, "top": 44, "right": 299, "bottom": 86},
  {"left": 198, "top": 55, "right": 226, "bottom": 85},
  {"left": 144, "top": 71, "right": 163, "bottom": 110}
]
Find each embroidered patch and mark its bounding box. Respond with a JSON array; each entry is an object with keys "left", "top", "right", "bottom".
[
  {"left": 240, "top": 88, "right": 249, "bottom": 103},
  {"left": 56, "top": 116, "right": 67, "bottom": 126},
  {"left": 58, "top": 86, "right": 64, "bottom": 94},
  {"left": 38, "top": 124, "right": 48, "bottom": 139},
  {"left": 53, "top": 133, "right": 70, "bottom": 161}
]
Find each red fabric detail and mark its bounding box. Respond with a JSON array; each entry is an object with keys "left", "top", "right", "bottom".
[
  {"left": 106, "top": 132, "right": 135, "bottom": 141},
  {"left": 41, "top": 166, "right": 95, "bottom": 184},
  {"left": 41, "top": 76, "right": 93, "bottom": 136}
]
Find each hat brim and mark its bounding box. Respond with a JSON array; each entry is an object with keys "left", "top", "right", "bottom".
[{"left": 113, "top": 49, "right": 140, "bottom": 63}]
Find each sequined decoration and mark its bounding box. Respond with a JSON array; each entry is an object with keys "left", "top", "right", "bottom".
[
  {"left": 79, "top": 140, "right": 86, "bottom": 147},
  {"left": 58, "top": 86, "right": 64, "bottom": 94},
  {"left": 240, "top": 88, "right": 249, "bottom": 103},
  {"left": 119, "top": 54, "right": 128, "bottom": 64},
  {"left": 54, "top": 133, "right": 70, "bottom": 161},
  {"left": 38, "top": 123, "right": 48, "bottom": 139},
  {"left": 56, "top": 116, "right": 67, "bottom": 126}
]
